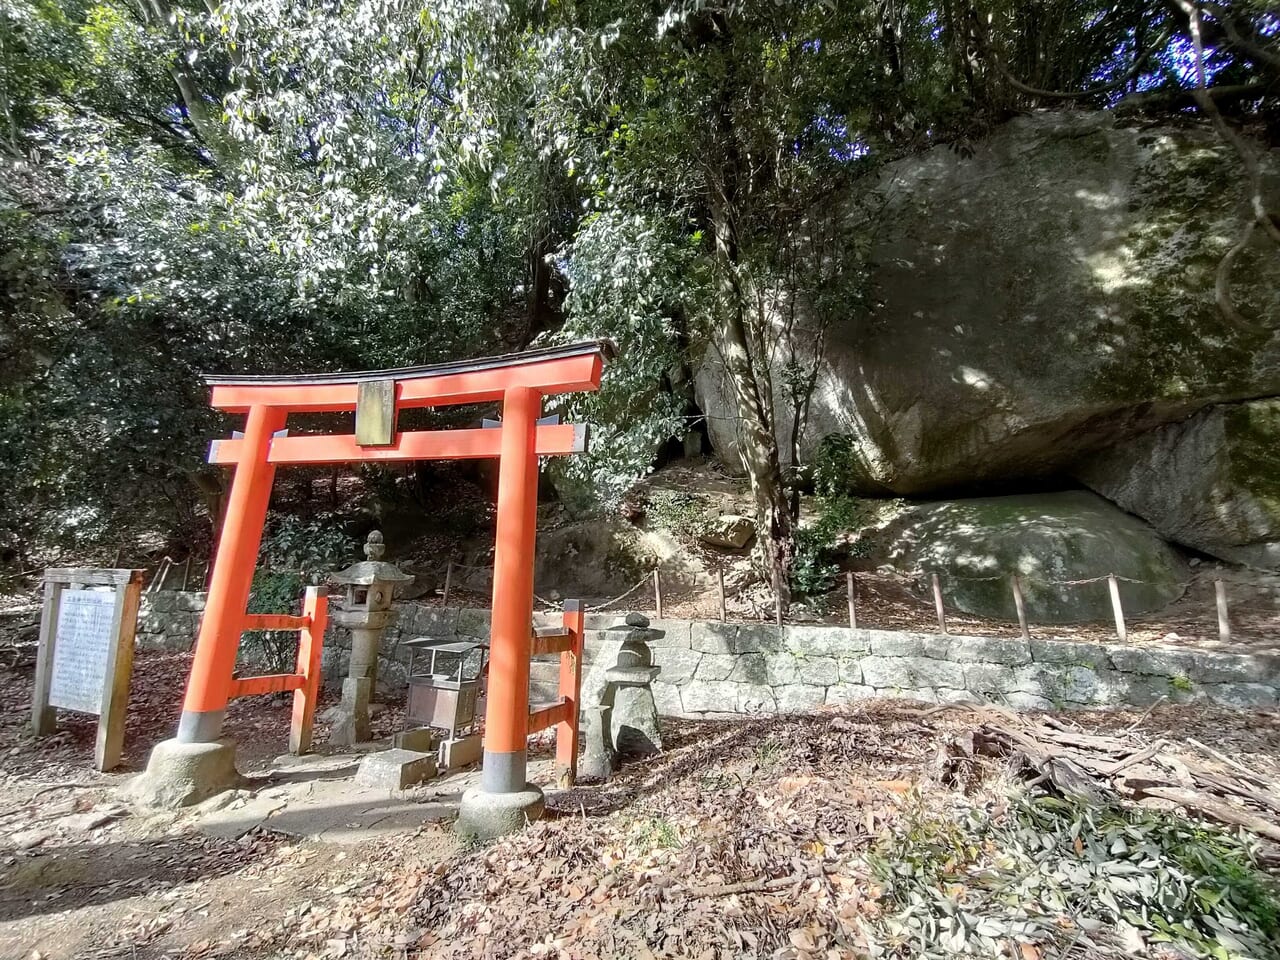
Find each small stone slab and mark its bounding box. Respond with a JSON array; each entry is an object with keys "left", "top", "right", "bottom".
[
  {"left": 355, "top": 748, "right": 437, "bottom": 791},
  {"left": 439, "top": 733, "right": 483, "bottom": 770},
  {"left": 393, "top": 727, "right": 436, "bottom": 752}
]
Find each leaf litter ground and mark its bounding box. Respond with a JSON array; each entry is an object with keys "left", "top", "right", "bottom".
[{"left": 1, "top": 642, "right": 1278, "bottom": 960}]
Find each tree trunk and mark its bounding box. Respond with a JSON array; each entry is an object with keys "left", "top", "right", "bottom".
[
  {"left": 140, "top": 0, "right": 238, "bottom": 168},
  {"left": 525, "top": 231, "right": 557, "bottom": 341},
  {"left": 709, "top": 197, "right": 794, "bottom": 612},
  {"left": 700, "top": 10, "right": 794, "bottom": 611}
]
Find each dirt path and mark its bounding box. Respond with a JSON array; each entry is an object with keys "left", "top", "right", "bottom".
[
  {"left": 1, "top": 699, "right": 1277, "bottom": 959},
  {"left": 0, "top": 644, "right": 451, "bottom": 960}
]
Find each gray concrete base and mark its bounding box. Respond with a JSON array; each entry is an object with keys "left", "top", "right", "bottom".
[
  {"left": 455, "top": 785, "right": 545, "bottom": 840},
  {"left": 124, "top": 738, "right": 245, "bottom": 809},
  {"left": 355, "top": 748, "right": 438, "bottom": 790}
]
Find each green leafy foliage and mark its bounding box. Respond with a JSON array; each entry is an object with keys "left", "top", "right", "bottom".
[
  {"left": 868, "top": 793, "right": 1280, "bottom": 959},
  {"left": 242, "top": 512, "right": 353, "bottom": 671},
  {"left": 1, "top": 0, "right": 1275, "bottom": 572},
  {"left": 791, "top": 495, "right": 876, "bottom": 597},
  {"left": 551, "top": 210, "right": 704, "bottom": 511},
  {"left": 644, "top": 490, "right": 710, "bottom": 542}
]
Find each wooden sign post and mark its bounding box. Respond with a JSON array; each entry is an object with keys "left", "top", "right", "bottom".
[{"left": 31, "top": 568, "right": 143, "bottom": 772}]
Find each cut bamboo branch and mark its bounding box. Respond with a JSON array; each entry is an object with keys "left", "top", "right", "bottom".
[
  {"left": 1190, "top": 770, "right": 1280, "bottom": 819},
  {"left": 931, "top": 573, "right": 947, "bottom": 634},
  {"left": 962, "top": 716, "right": 1280, "bottom": 848},
  {"left": 716, "top": 568, "right": 726, "bottom": 623},
  {"left": 1186, "top": 737, "right": 1272, "bottom": 789},
  {"left": 1104, "top": 739, "right": 1168, "bottom": 777},
  {"left": 653, "top": 569, "right": 663, "bottom": 619},
  {"left": 441, "top": 560, "right": 453, "bottom": 606},
  {"left": 1137, "top": 786, "right": 1280, "bottom": 844}
]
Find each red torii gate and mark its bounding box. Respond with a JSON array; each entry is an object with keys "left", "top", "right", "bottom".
[{"left": 137, "top": 341, "right": 611, "bottom": 831}]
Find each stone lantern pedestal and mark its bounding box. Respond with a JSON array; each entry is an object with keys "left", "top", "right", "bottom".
[
  {"left": 579, "top": 703, "right": 615, "bottom": 781},
  {"left": 328, "top": 531, "right": 412, "bottom": 746}
]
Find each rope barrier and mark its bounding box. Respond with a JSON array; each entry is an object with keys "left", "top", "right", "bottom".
[
  {"left": 586, "top": 574, "right": 655, "bottom": 612},
  {"left": 437, "top": 560, "right": 1161, "bottom": 611},
  {"left": 891, "top": 570, "right": 1161, "bottom": 587},
  {"left": 450, "top": 564, "right": 655, "bottom": 615},
  {"left": 423, "top": 560, "right": 1232, "bottom": 644},
  {"left": 447, "top": 561, "right": 495, "bottom": 575}
]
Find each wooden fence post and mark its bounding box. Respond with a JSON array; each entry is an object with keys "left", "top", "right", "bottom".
[
  {"left": 846, "top": 571, "right": 858, "bottom": 629},
  {"left": 289, "top": 586, "right": 328, "bottom": 755},
  {"left": 653, "top": 569, "right": 663, "bottom": 619},
  {"left": 96, "top": 573, "right": 142, "bottom": 771},
  {"left": 31, "top": 579, "right": 64, "bottom": 737},
  {"left": 931, "top": 573, "right": 947, "bottom": 634},
  {"left": 1215, "top": 579, "right": 1231, "bottom": 643},
  {"left": 441, "top": 560, "right": 453, "bottom": 606},
  {"left": 716, "top": 569, "right": 726, "bottom": 623},
  {"left": 1107, "top": 574, "right": 1127, "bottom": 642},
  {"left": 556, "top": 600, "right": 585, "bottom": 789},
  {"left": 1011, "top": 574, "right": 1030, "bottom": 641}
]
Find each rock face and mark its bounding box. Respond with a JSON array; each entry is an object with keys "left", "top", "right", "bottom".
[
  {"left": 696, "top": 112, "right": 1280, "bottom": 493},
  {"left": 523, "top": 518, "right": 711, "bottom": 597},
  {"left": 1078, "top": 400, "right": 1280, "bottom": 569},
  {"left": 530, "top": 520, "right": 650, "bottom": 596},
  {"left": 884, "top": 491, "right": 1187, "bottom": 623}
]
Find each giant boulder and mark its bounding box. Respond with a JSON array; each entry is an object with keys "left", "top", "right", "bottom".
[
  {"left": 883, "top": 490, "right": 1187, "bottom": 623},
  {"left": 1077, "top": 400, "right": 1280, "bottom": 569},
  {"left": 696, "top": 112, "right": 1280, "bottom": 492}
]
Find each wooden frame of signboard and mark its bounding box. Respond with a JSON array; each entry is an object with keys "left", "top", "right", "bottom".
[{"left": 31, "top": 568, "right": 143, "bottom": 771}]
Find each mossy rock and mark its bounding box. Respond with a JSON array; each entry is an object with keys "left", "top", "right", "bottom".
[
  {"left": 696, "top": 112, "right": 1280, "bottom": 493},
  {"left": 1078, "top": 399, "right": 1280, "bottom": 569},
  {"left": 887, "top": 491, "right": 1187, "bottom": 624},
  {"left": 533, "top": 519, "right": 652, "bottom": 597}
]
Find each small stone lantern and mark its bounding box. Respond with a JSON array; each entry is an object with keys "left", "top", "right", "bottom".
[
  {"left": 583, "top": 613, "right": 663, "bottom": 777},
  {"left": 329, "top": 531, "right": 413, "bottom": 745}
]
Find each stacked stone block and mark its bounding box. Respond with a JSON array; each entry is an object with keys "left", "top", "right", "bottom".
[{"left": 132, "top": 593, "right": 1280, "bottom": 713}]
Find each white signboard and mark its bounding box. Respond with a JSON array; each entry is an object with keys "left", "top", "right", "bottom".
[{"left": 49, "top": 589, "right": 119, "bottom": 714}]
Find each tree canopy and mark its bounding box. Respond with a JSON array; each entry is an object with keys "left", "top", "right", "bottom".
[{"left": 1, "top": 0, "right": 1276, "bottom": 594}]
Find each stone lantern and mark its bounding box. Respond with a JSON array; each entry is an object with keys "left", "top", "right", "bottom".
[
  {"left": 581, "top": 612, "right": 663, "bottom": 779},
  {"left": 329, "top": 531, "right": 413, "bottom": 745}
]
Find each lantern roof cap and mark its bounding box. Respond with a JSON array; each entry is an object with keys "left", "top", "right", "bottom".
[{"left": 331, "top": 560, "right": 414, "bottom": 586}]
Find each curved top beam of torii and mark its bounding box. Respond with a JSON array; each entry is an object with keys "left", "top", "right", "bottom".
[{"left": 202, "top": 339, "right": 616, "bottom": 413}]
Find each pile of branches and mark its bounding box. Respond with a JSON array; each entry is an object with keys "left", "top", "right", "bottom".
[{"left": 942, "top": 707, "right": 1280, "bottom": 858}]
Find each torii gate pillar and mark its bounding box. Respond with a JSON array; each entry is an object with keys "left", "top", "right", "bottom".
[{"left": 457, "top": 385, "right": 546, "bottom": 836}]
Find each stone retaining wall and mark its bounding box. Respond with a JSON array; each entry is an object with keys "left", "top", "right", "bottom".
[
  {"left": 136, "top": 590, "right": 207, "bottom": 649},
  {"left": 136, "top": 594, "right": 1279, "bottom": 713}
]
